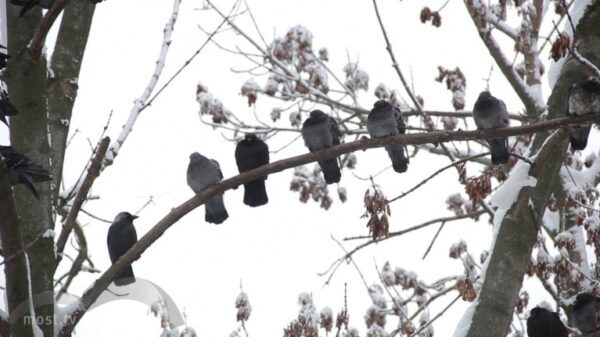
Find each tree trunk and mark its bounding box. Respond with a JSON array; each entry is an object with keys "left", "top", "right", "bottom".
[
  {"left": 6, "top": 4, "right": 54, "bottom": 337},
  {"left": 463, "top": 2, "right": 600, "bottom": 336}
]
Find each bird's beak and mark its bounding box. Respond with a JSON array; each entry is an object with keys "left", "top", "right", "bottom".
[{"left": 131, "top": 215, "right": 139, "bottom": 220}]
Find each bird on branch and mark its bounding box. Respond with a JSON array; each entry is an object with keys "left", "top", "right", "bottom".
[
  {"left": 473, "top": 91, "right": 510, "bottom": 165},
  {"left": 527, "top": 306, "right": 569, "bottom": 337},
  {"left": 301, "top": 110, "right": 342, "bottom": 184},
  {"left": 0, "top": 145, "right": 51, "bottom": 199},
  {"left": 567, "top": 78, "right": 600, "bottom": 151},
  {"left": 367, "top": 100, "right": 409, "bottom": 173},
  {"left": 107, "top": 212, "right": 138, "bottom": 286},
  {"left": 235, "top": 134, "right": 270, "bottom": 207},
  {"left": 187, "top": 152, "right": 229, "bottom": 224}
]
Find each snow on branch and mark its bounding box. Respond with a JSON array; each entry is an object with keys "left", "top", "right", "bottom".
[
  {"left": 104, "top": 0, "right": 181, "bottom": 166},
  {"left": 57, "top": 114, "right": 600, "bottom": 337}
]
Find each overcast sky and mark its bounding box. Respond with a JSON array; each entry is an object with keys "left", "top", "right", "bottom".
[{"left": 1, "top": 0, "right": 598, "bottom": 336}]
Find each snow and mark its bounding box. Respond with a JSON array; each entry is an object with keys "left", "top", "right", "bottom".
[
  {"left": 453, "top": 160, "right": 537, "bottom": 336},
  {"left": 23, "top": 252, "right": 43, "bottom": 337},
  {"left": 452, "top": 298, "right": 477, "bottom": 337},
  {"left": 542, "top": 207, "right": 560, "bottom": 233},
  {"left": 489, "top": 161, "right": 537, "bottom": 212},
  {"left": 42, "top": 229, "right": 55, "bottom": 238}
]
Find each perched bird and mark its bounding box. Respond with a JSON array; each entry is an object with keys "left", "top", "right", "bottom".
[
  {"left": 527, "top": 307, "right": 569, "bottom": 337},
  {"left": 301, "top": 110, "right": 341, "bottom": 184},
  {"left": 473, "top": 91, "right": 510, "bottom": 165},
  {"left": 10, "top": 0, "right": 54, "bottom": 17},
  {"left": 573, "top": 292, "right": 600, "bottom": 335},
  {"left": 235, "top": 134, "right": 270, "bottom": 207},
  {"left": 0, "top": 94, "right": 19, "bottom": 126},
  {"left": 107, "top": 212, "right": 138, "bottom": 286},
  {"left": 567, "top": 79, "right": 600, "bottom": 151},
  {"left": 0, "top": 146, "right": 51, "bottom": 199},
  {"left": 367, "top": 100, "right": 409, "bottom": 173},
  {"left": 187, "top": 152, "right": 229, "bottom": 224}
]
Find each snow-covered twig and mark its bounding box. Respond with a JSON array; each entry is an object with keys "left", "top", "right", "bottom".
[
  {"left": 463, "top": 0, "right": 545, "bottom": 115},
  {"left": 104, "top": 0, "right": 181, "bottom": 166}
]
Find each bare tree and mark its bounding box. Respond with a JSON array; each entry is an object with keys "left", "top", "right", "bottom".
[{"left": 0, "top": 0, "right": 599, "bottom": 337}]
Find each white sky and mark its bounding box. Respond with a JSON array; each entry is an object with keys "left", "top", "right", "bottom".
[{"left": 1, "top": 0, "right": 599, "bottom": 336}]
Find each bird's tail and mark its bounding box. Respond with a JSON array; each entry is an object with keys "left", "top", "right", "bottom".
[
  {"left": 318, "top": 157, "right": 341, "bottom": 184},
  {"left": 114, "top": 265, "right": 135, "bottom": 286},
  {"left": 23, "top": 164, "right": 51, "bottom": 182},
  {"left": 385, "top": 145, "right": 409, "bottom": 173},
  {"left": 568, "top": 124, "right": 592, "bottom": 151},
  {"left": 488, "top": 138, "right": 509, "bottom": 165},
  {"left": 205, "top": 194, "right": 229, "bottom": 224},
  {"left": 243, "top": 179, "right": 268, "bottom": 207},
  {"left": 19, "top": 0, "right": 37, "bottom": 17}
]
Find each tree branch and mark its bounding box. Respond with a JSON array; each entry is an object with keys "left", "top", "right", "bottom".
[
  {"left": 57, "top": 114, "right": 600, "bottom": 337},
  {"left": 28, "top": 0, "right": 71, "bottom": 59},
  {"left": 463, "top": 0, "right": 544, "bottom": 116},
  {"left": 104, "top": 0, "right": 181, "bottom": 166},
  {"left": 55, "top": 137, "right": 109, "bottom": 266}
]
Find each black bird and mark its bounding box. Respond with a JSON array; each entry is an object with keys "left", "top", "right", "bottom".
[
  {"left": 235, "top": 134, "right": 270, "bottom": 207},
  {"left": 107, "top": 212, "right": 138, "bottom": 286},
  {"left": 573, "top": 292, "right": 600, "bottom": 335},
  {"left": 527, "top": 307, "right": 569, "bottom": 337},
  {"left": 0, "top": 146, "right": 51, "bottom": 199},
  {"left": 0, "top": 93, "right": 19, "bottom": 126},
  {"left": 187, "top": 152, "right": 229, "bottom": 224},
  {"left": 10, "top": 0, "right": 54, "bottom": 17},
  {"left": 567, "top": 79, "right": 600, "bottom": 151},
  {"left": 367, "top": 100, "right": 409, "bottom": 173},
  {"left": 473, "top": 91, "right": 510, "bottom": 165},
  {"left": 301, "top": 110, "right": 341, "bottom": 184}
]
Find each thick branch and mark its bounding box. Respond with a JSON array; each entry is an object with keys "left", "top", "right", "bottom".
[
  {"left": 58, "top": 114, "right": 600, "bottom": 336},
  {"left": 28, "top": 0, "right": 71, "bottom": 59},
  {"left": 464, "top": 0, "right": 543, "bottom": 115},
  {"left": 48, "top": 0, "right": 96, "bottom": 205}
]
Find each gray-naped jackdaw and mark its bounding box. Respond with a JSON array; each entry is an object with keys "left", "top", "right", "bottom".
[
  {"left": 235, "top": 134, "right": 270, "bottom": 207},
  {"left": 0, "top": 146, "right": 51, "bottom": 199},
  {"left": 573, "top": 292, "right": 600, "bottom": 336},
  {"left": 526, "top": 307, "right": 569, "bottom": 337},
  {"left": 367, "top": 100, "right": 409, "bottom": 173},
  {"left": 567, "top": 79, "right": 600, "bottom": 151},
  {"left": 187, "top": 152, "right": 229, "bottom": 224},
  {"left": 107, "top": 212, "right": 138, "bottom": 286},
  {"left": 473, "top": 91, "right": 510, "bottom": 165},
  {"left": 301, "top": 110, "right": 342, "bottom": 184}
]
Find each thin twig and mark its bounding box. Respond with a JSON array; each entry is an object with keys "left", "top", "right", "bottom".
[{"left": 387, "top": 153, "right": 490, "bottom": 204}]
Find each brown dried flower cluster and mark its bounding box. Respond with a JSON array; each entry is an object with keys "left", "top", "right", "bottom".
[
  {"left": 516, "top": 291, "right": 529, "bottom": 314},
  {"left": 363, "top": 186, "right": 391, "bottom": 239},
  {"left": 456, "top": 277, "right": 477, "bottom": 302},
  {"left": 196, "top": 82, "right": 229, "bottom": 124},
  {"left": 465, "top": 174, "right": 492, "bottom": 206},
  {"left": 550, "top": 33, "right": 570, "bottom": 62},
  {"left": 420, "top": 7, "right": 441, "bottom": 27},
  {"left": 290, "top": 165, "right": 334, "bottom": 210},
  {"left": 435, "top": 66, "right": 466, "bottom": 110}
]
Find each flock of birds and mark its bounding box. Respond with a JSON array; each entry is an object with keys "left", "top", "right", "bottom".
[{"left": 0, "top": 25, "right": 600, "bottom": 331}]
